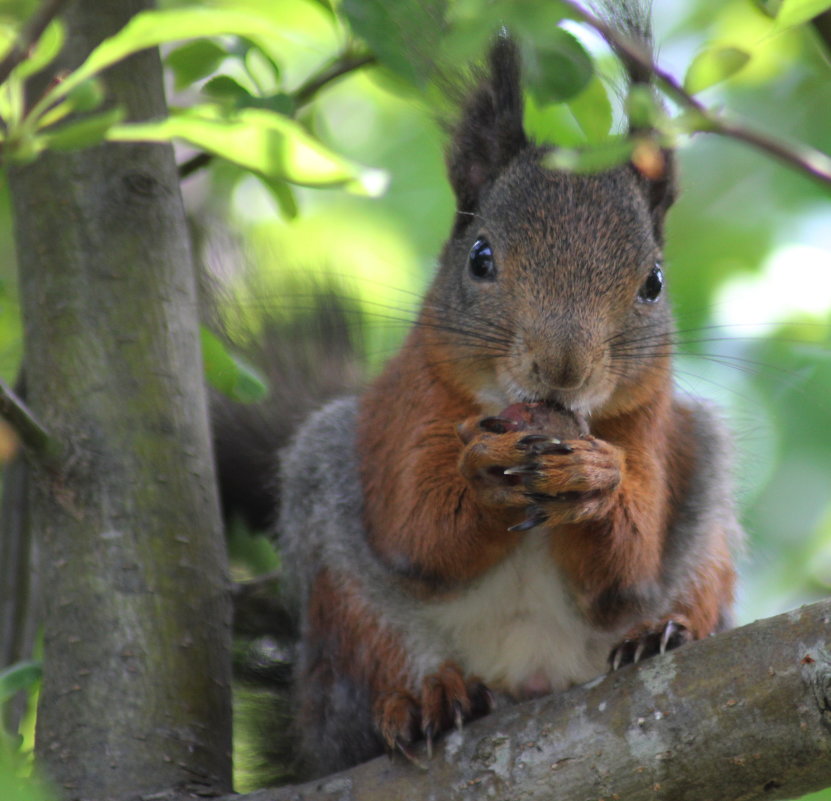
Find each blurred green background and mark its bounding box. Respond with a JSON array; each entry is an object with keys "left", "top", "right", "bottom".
[{"left": 0, "top": 0, "right": 830, "bottom": 797}]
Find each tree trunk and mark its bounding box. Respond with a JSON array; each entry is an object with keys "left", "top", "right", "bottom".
[
  {"left": 0, "top": 443, "right": 38, "bottom": 733},
  {"left": 6, "top": 1, "right": 232, "bottom": 798},
  {"left": 225, "top": 599, "right": 831, "bottom": 801}
]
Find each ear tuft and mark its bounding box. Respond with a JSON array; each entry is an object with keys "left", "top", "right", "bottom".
[{"left": 446, "top": 35, "right": 529, "bottom": 222}]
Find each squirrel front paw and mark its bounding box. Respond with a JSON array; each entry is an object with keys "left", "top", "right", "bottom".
[
  {"left": 458, "top": 413, "right": 624, "bottom": 527},
  {"left": 374, "top": 662, "right": 492, "bottom": 762}
]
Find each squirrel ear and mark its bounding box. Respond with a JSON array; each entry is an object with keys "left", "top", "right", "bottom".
[
  {"left": 633, "top": 148, "right": 677, "bottom": 242},
  {"left": 447, "top": 36, "right": 529, "bottom": 221}
]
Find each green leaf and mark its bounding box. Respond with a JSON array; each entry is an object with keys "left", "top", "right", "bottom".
[
  {"left": 107, "top": 104, "right": 389, "bottom": 195},
  {"left": 625, "top": 85, "right": 661, "bottom": 130},
  {"left": 258, "top": 176, "right": 299, "bottom": 219},
  {"left": 202, "top": 75, "right": 253, "bottom": 105},
  {"left": 13, "top": 19, "right": 64, "bottom": 79},
  {"left": 441, "top": 0, "right": 569, "bottom": 65},
  {"left": 30, "top": 7, "right": 290, "bottom": 120},
  {"left": 243, "top": 45, "right": 280, "bottom": 92},
  {"left": 41, "top": 107, "right": 124, "bottom": 151},
  {"left": 672, "top": 108, "right": 717, "bottom": 135},
  {"left": 524, "top": 93, "right": 586, "bottom": 147},
  {"left": 35, "top": 79, "right": 107, "bottom": 130},
  {"left": 0, "top": 661, "right": 41, "bottom": 705},
  {"left": 200, "top": 327, "right": 268, "bottom": 403},
  {"left": 65, "top": 78, "right": 105, "bottom": 113},
  {"left": 202, "top": 75, "right": 294, "bottom": 116},
  {"left": 776, "top": 0, "right": 831, "bottom": 27},
  {"left": 341, "top": 0, "right": 446, "bottom": 86},
  {"left": 683, "top": 46, "right": 751, "bottom": 94},
  {"left": 544, "top": 138, "right": 635, "bottom": 174},
  {"left": 567, "top": 76, "right": 612, "bottom": 144},
  {"left": 524, "top": 28, "right": 593, "bottom": 104},
  {"left": 166, "top": 39, "right": 228, "bottom": 91},
  {"left": 307, "top": 0, "right": 336, "bottom": 17}
]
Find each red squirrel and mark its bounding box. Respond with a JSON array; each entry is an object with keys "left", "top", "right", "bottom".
[{"left": 276, "top": 31, "right": 742, "bottom": 778}]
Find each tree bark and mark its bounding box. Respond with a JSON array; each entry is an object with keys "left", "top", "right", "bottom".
[
  {"left": 0, "top": 446, "right": 38, "bottom": 733},
  {"left": 6, "top": 1, "right": 232, "bottom": 799},
  {"left": 223, "top": 600, "right": 831, "bottom": 801}
]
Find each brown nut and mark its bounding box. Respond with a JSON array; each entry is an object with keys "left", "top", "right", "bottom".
[{"left": 498, "top": 402, "right": 587, "bottom": 439}]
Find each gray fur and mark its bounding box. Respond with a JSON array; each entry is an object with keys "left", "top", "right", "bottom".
[{"left": 660, "top": 397, "right": 744, "bottom": 629}]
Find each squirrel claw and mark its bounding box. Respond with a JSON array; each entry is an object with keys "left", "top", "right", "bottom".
[
  {"left": 515, "top": 434, "right": 574, "bottom": 455},
  {"left": 452, "top": 700, "right": 465, "bottom": 732},
  {"left": 503, "top": 463, "right": 540, "bottom": 477},
  {"left": 423, "top": 725, "right": 434, "bottom": 759},
  {"left": 660, "top": 620, "right": 681, "bottom": 654},
  {"left": 516, "top": 433, "right": 554, "bottom": 449},
  {"left": 508, "top": 506, "right": 548, "bottom": 532},
  {"left": 534, "top": 441, "right": 574, "bottom": 455},
  {"left": 608, "top": 619, "right": 692, "bottom": 670},
  {"left": 395, "top": 738, "right": 428, "bottom": 771},
  {"left": 478, "top": 416, "right": 518, "bottom": 434}
]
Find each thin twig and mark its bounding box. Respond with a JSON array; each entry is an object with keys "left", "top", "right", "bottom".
[
  {"left": 294, "top": 52, "right": 376, "bottom": 107},
  {"left": 178, "top": 151, "right": 212, "bottom": 180},
  {"left": 563, "top": 0, "right": 831, "bottom": 188},
  {"left": 0, "top": 0, "right": 69, "bottom": 88},
  {"left": 0, "top": 378, "right": 61, "bottom": 464},
  {"left": 177, "top": 51, "right": 376, "bottom": 179}
]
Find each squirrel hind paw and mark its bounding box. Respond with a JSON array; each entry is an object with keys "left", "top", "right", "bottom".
[
  {"left": 608, "top": 618, "right": 693, "bottom": 671},
  {"left": 374, "top": 664, "right": 493, "bottom": 764}
]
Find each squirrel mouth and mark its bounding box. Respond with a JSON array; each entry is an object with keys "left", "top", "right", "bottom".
[{"left": 535, "top": 386, "right": 608, "bottom": 418}]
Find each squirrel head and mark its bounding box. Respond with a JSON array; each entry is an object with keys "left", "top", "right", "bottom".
[{"left": 423, "top": 36, "right": 676, "bottom": 419}]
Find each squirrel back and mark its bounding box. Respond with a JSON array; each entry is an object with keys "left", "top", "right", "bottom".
[{"left": 271, "top": 25, "right": 742, "bottom": 781}]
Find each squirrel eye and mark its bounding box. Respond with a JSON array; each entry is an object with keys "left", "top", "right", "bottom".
[
  {"left": 638, "top": 263, "right": 664, "bottom": 303},
  {"left": 468, "top": 237, "right": 496, "bottom": 281}
]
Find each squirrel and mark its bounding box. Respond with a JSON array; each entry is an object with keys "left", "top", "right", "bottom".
[{"left": 262, "top": 12, "right": 744, "bottom": 782}]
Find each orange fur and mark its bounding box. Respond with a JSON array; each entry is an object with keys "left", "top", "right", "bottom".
[
  {"left": 359, "top": 328, "right": 735, "bottom": 637},
  {"left": 305, "top": 567, "right": 409, "bottom": 697},
  {"left": 358, "top": 334, "right": 527, "bottom": 587}
]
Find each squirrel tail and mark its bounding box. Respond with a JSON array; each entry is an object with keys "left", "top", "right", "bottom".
[
  {"left": 204, "top": 270, "right": 366, "bottom": 787},
  {"left": 208, "top": 281, "right": 365, "bottom": 532}
]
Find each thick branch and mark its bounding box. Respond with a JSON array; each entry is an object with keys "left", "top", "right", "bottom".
[
  {"left": 564, "top": 0, "right": 831, "bottom": 188},
  {"left": 221, "top": 599, "right": 831, "bottom": 801}
]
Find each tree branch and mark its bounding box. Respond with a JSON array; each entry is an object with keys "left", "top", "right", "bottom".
[
  {"left": 0, "top": 0, "right": 69, "bottom": 88},
  {"left": 563, "top": 0, "right": 831, "bottom": 188},
  {"left": 0, "top": 378, "right": 61, "bottom": 465},
  {"left": 218, "top": 599, "right": 831, "bottom": 801},
  {"left": 293, "top": 52, "right": 376, "bottom": 107}
]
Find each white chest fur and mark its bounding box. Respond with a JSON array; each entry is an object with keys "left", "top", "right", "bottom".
[{"left": 420, "top": 532, "right": 617, "bottom": 698}]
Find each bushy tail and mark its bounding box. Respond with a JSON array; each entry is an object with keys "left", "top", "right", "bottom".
[
  {"left": 208, "top": 283, "right": 366, "bottom": 532},
  {"left": 202, "top": 267, "right": 367, "bottom": 787}
]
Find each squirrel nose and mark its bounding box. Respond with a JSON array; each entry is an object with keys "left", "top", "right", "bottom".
[{"left": 530, "top": 354, "right": 590, "bottom": 391}]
